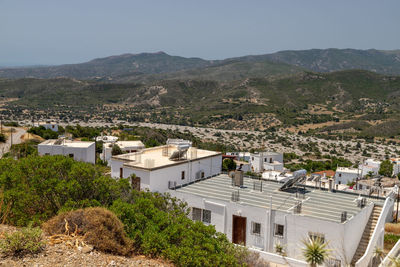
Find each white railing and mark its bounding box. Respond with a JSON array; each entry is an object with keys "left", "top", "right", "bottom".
[
  {"left": 380, "top": 238, "right": 400, "bottom": 266},
  {"left": 356, "top": 196, "right": 395, "bottom": 267}
]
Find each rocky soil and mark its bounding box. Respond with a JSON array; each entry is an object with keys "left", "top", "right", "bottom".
[{"left": 0, "top": 225, "right": 172, "bottom": 267}]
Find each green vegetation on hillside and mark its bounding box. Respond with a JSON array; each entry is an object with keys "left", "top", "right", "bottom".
[{"left": 0, "top": 155, "right": 257, "bottom": 266}]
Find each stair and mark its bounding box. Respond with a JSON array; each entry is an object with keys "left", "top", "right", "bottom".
[{"left": 350, "top": 205, "right": 382, "bottom": 266}]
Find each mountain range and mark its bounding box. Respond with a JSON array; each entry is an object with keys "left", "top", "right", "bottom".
[{"left": 1, "top": 49, "right": 400, "bottom": 81}]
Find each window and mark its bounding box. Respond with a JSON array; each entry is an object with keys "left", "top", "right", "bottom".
[
  {"left": 339, "top": 173, "right": 342, "bottom": 177},
  {"left": 202, "top": 209, "right": 211, "bottom": 224},
  {"left": 68, "top": 153, "right": 74, "bottom": 158},
  {"left": 264, "top": 158, "right": 267, "bottom": 162},
  {"left": 191, "top": 207, "right": 211, "bottom": 224},
  {"left": 274, "top": 224, "right": 284, "bottom": 237},
  {"left": 192, "top": 208, "right": 202, "bottom": 221},
  {"left": 181, "top": 171, "right": 185, "bottom": 180},
  {"left": 270, "top": 158, "right": 273, "bottom": 163},
  {"left": 252, "top": 157, "right": 254, "bottom": 161},
  {"left": 45, "top": 153, "right": 50, "bottom": 155},
  {"left": 119, "top": 168, "right": 123, "bottom": 178},
  {"left": 201, "top": 172, "right": 205, "bottom": 178},
  {"left": 251, "top": 222, "right": 261, "bottom": 235},
  {"left": 309, "top": 232, "right": 325, "bottom": 243}
]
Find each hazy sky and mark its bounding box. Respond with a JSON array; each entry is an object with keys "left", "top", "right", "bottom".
[{"left": 1, "top": 0, "right": 399, "bottom": 66}]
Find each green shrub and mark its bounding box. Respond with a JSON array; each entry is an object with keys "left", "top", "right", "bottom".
[
  {"left": 110, "top": 191, "right": 243, "bottom": 267},
  {"left": 0, "top": 225, "right": 44, "bottom": 256},
  {"left": 0, "top": 155, "right": 131, "bottom": 226}
]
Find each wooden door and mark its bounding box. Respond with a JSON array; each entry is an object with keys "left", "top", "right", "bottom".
[{"left": 232, "top": 215, "right": 246, "bottom": 245}]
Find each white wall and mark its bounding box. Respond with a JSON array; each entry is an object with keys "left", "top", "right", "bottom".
[
  {"left": 110, "top": 155, "right": 222, "bottom": 193},
  {"left": 335, "top": 171, "right": 358, "bottom": 185},
  {"left": 38, "top": 143, "right": 95, "bottom": 164},
  {"left": 171, "top": 188, "right": 375, "bottom": 265},
  {"left": 43, "top": 124, "right": 58, "bottom": 132}
]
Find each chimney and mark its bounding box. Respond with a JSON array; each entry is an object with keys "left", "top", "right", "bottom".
[{"left": 234, "top": 170, "right": 244, "bottom": 187}]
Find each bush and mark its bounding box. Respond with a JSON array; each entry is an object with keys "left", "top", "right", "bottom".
[
  {"left": 110, "top": 191, "right": 245, "bottom": 266},
  {"left": 0, "top": 155, "right": 131, "bottom": 226},
  {"left": 43, "top": 207, "right": 133, "bottom": 256},
  {"left": 0, "top": 225, "right": 44, "bottom": 256}
]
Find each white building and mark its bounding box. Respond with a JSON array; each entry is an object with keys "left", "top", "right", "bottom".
[
  {"left": 226, "top": 152, "right": 251, "bottom": 162},
  {"left": 38, "top": 139, "right": 95, "bottom": 164},
  {"left": 110, "top": 144, "right": 222, "bottom": 192},
  {"left": 101, "top": 140, "right": 145, "bottom": 164},
  {"left": 96, "top": 135, "right": 118, "bottom": 143},
  {"left": 390, "top": 158, "right": 400, "bottom": 177},
  {"left": 249, "top": 151, "right": 283, "bottom": 173},
  {"left": 36, "top": 122, "right": 59, "bottom": 132},
  {"left": 170, "top": 173, "right": 394, "bottom": 266},
  {"left": 360, "top": 159, "right": 381, "bottom": 177},
  {"left": 334, "top": 167, "right": 359, "bottom": 185}
]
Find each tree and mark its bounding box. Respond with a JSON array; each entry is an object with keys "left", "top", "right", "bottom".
[
  {"left": 111, "top": 144, "right": 123, "bottom": 156},
  {"left": 222, "top": 158, "right": 237, "bottom": 171},
  {"left": 302, "top": 237, "right": 330, "bottom": 267},
  {"left": 379, "top": 160, "right": 393, "bottom": 177}
]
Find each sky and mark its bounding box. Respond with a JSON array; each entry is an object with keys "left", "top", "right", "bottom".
[{"left": 0, "top": 0, "right": 399, "bottom": 66}]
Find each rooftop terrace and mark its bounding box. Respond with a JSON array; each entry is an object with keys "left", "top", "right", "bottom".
[
  {"left": 39, "top": 139, "right": 94, "bottom": 148},
  {"left": 174, "top": 174, "right": 385, "bottom": 223},
  {"left": 112, "top": 145, "right": 221, "bottom": 170}
]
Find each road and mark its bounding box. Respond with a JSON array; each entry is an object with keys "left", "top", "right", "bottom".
[{"left": 0, "top": 127, "right": 27, "bottom": 158}]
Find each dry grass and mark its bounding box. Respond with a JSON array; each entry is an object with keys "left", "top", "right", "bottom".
[
  {"left": 43, "top": 207, "right": 133, "bottom": 256},
  {"left": 385, "top": 223, "right": 400, "bottom": 235}
]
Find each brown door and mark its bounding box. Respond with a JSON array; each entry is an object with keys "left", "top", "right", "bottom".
[{"left": 232, "top": 215, "right": 246, "bottom": 245}]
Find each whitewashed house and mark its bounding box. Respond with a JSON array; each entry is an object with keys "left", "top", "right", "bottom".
[
  {"left": 250, "top": 151, "right": 283, "bottom": 172},
  {"left": 36, "top": 122, "right": 59, "bottom": 132},
  {"left": 96, "top": 135, "right": 118, "bottom": 143},
  {"left": 101, "top": 140, "right": 145, "bottom": 164},
  {"left": 110, "top": 143, "right": 222, "bottom": 192},
  {"left": 334, "top": 167, "right": 359, "bottom": 185},
  {"left": 226, "top": 152, "right": 251, "bottom": 162},
  {"left": 390, "top": 158, "right": 400, "bottom": 177},
  {"left": 38, "top": 139, "right": 95, "bottom": 164},
  {"left": 361, "top": 159, "right": 381, "bottom": 177},
  {"left": 170, "top": 173, "right": 395, "bottom": 266}
]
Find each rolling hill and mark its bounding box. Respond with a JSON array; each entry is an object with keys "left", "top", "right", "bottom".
[{"left": 1, "top": 49, "right": 400, "bottom": 81}]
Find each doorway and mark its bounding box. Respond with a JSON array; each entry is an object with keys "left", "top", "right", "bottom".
[
  {"left": 232, "top": 215, "right": 247, "bottom": 245},
  {"left": 131, "top": 176, "right": 141, "bottom": 191}
]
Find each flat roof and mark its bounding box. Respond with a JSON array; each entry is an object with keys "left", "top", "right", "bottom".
[
  {"left": 112, "top": 145, "right": 221, "bottom": 170},
  {"left": 115, "top": 141, "right": 145, "bottom": 148},
  {"left": 39, "top": 139, "right": 94, "bottom": 148},
  {"left": 336, "top": 167, "right": 359, "bottom": 174},
  {"left": 174, "top": 174, "right": 385, "bottom": 223}
]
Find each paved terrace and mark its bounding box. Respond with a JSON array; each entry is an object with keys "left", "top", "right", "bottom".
[
  {"left": 113, "top": 145, "right": 221, "bottom": 169},
  {"left": 174, "top": 174, "right": 385, "bottom": 223}
]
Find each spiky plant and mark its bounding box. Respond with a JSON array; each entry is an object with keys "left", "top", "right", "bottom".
[
  {"left": 302, "top": 237, "right": 330, "bottom": 267},
  {"left": 373, "top": 246, "right": 384, "bottom": 263},
  {"left": 389, "top": 256, "right": 400, "bottom": 267}
]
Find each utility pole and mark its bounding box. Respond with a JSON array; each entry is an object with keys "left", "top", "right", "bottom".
[
  {"left": 10, "top": 127, "right": 13, "bottom": 147},
  {"left": 397, "top": 187, "right": 399, "bottom": 223}
]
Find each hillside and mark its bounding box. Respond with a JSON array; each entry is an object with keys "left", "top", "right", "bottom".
[
  {"left": 2, "top": 69, "right": 400, "bottom": 136},
  {"left": 1, "top": 49, "right": 400, "bottom": 81},
  {"left": 0, "top": 52, "right": 213, "bottom": 80},
  {"left": 258, "top": 48, "right": 400, "bottom": 75}
]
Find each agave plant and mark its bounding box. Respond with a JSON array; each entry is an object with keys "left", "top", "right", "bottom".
[
  {"left": 389, "top": 256, "right": 400, "bottom": 267},
  {"left": 302, "top": 236, "right": 331, "bottom": 267}
]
